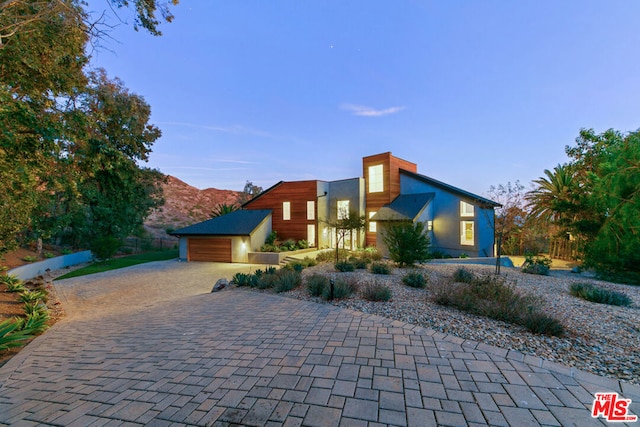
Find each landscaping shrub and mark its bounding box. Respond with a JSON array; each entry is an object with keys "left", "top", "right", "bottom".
[
  {"left": 232, "top": 272, "right": 254, "bottom": 287},
  {"left": 359, "top": 247, "right": 382, "bottom": 262},
  {"left": 362, "top": 282, "right": 392, "bottom": 302},
  {"left": 370, "top": 262, "right": 391, "bottom": 275},
  {"left": 0, "top": 275, "right": 21, "bottom": 286},
  {"left": 302, "top": 257, "right": 317, "bottom": 267},
  {"left": 569, "top": 283, "right": 632, "bottom": 307},
  {"left": 297, "top": 239, "right": 309, "bottom": 249},
  {"left": 307, "top": 274, "right": 329, "bottom": 297},
  {"left": 382, "top": 221, "right": 431, "bottom": 267},
  {"left": 521, "top": 311, "right": 565, "bottom": 337},
  {"left": 335, "top": 261, "right": 355, "bottom": 272},
  {"left": 274, "top": 270, "right": 302, "bottom": 293},
  {"left": 22, "top": 255, "right": 38, "bottom": 263},
  {"left": 0, "top": 319, "right": 33, "bottom": 351},
  {"left": 452, "top": 267, "right": 476, "bottom": 284},
  {"left": 18, "top": 290, "right": 48, "bottom": 304},
  {"left": 402, "top": 271, "right": 426, "bottom": 288},
  {"left": 432, "top": 275, "right": 564, "bottom": 336},
  {"left": 322, "top": 277, "right": 357, "bottom": 300},
  {"left": 90, "top": 236, "right": 122, "bottom": 261},
  {"left": 348, "top": 257, "right": 368, "bottom": 269},
  {"left": 521, "top": 254, "right": 551, "bottom": 276}
]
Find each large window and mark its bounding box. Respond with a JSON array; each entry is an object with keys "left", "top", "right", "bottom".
[
  {"left": 283, "top": 202, "right": 291, "bottom": 220},
  {"left": 460, "top": 201, "right": 474, "bottom": 217},
  {"left": 307, "top": 201, "right": 315, "bottom": 220},
  {"left": 368, "top": 164, "right": 383, "bottom": 193},
  {"left": 461, "top": 221, "right": 474, "bottom": 246},
  {"left": 337, "top": 200, "right": 350, "bottom": 219},
  {"left": 369, "top": 211, "right": 377, "bottom": 232}
]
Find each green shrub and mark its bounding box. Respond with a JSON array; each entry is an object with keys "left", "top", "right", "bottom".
[
  {"left": 284, "top": 261, "right": 306, "bottom": 272},
  {"left": 316, "top": 249, "right": 349, "bottom": 263},
  {"left": 6, "top": 281, "right": 27, "bottom": 293},
  {"left": 232, "top": 272, "right": 254, "bottom": 287},
  {"left": 274, "top": 270, "right": 302, "bottom": 293},
  {"left": 402, "top": 271, "right": 426, "bottom": 288},
  {"left": 362, "top": 282, "right": 392, "bottom": 301},
  {"left": 359, "top": 247, "right": 382, "bottom": 262},
  {"left": 569, "top": 283, "right": 632, "bottom": 307},
  {"left": 23, "top": 302, "right": 48, "bottom": 317},
  {"left": 521, "top": 254, "right": 552, "bottom": 276},
  {"left": 335, "top": 261, "right": 355, "bottom": 272},
  {"left": 257, "top": 272, "right": 279, "bottom": 289},
  {"left": 349, "top": 257, "right": 368, "bottom": 269},
  {"left": 0, "top": 275, "right": 21, "bottom": 286},
  {"left": 264, "top": 266, "right": 277, "bottom": 275},
  {"left": 452, "top": 267, "right": 476, "bottom": 284},
  {"left": 0, "top": 319, "right": 33, "bottom": 351},
  {"left": 302, "top": 257, "right": 317, "bottom": 267},
  {"left": 322, "top": 277, "right": 357, "bottom": 300},
  {"left": 297, "top": 239, "right": 309, "bottom": 249},
  {"left": 61, "top": 248, "right": 73, "bottom": 255},
  {"left": 521, "top": 311, "right": 565, "bottom": 337},
  {"left": 16, "top": 310, "right": 49, "bottom": 334},
  {"left": 307, "top": 274, "right": 330, "bottom": 297},
  {"left": 370, "top": 262, "right": 391, "bottom": 275},
  {"left": 22, "top": 255, "right": 38, "bottom": 263},
  {"left": 18, "top": 290, "right": 48, "bottom": 304},
  {"left": 383, "top": 221, "right": 431, "bottom": 267},
  {"left": 90, "top": 236, "right": 122, "bottom": 261},
  {"left": 431, "top": 275, "right": 564, "bottom": 336},
  {"left": 282, "top": 239, "right": 297, "bottom": 251},
  {"left": 44, "top": 252, "right": 55, "bottom": 259}
]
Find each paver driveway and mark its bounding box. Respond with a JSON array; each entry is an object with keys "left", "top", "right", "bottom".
[{"left": 0, "top": 260, "right": 638, "bottom": 426}]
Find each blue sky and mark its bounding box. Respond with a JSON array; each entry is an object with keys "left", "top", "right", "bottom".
[{"left": 86, "top": 1, "right": 640, "bottom": 196}]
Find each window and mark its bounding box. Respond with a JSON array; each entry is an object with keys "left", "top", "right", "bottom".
[
  {"left": 307, "top": 224, "right": 316, "bottom": 247},
  {"left": 369, "top": 211, "right": 377, "bottom": 232},
  {"left": 307, "top": 201, "right": 315, "bottom": 220},
  {"left": 368, "top": 164, "right": 383, "bottom": 193},
  {"left": 461, "top": 221, "right": 474, "bottom": 246},
  {"left": 283, "top": 202, "right": 290, "bottom": 220},
  {"left": 337, "top": 200, "right": 349, "bottom": 219},
  {"left": 460, "top": 201, "right": 475, "bottom": 217}
]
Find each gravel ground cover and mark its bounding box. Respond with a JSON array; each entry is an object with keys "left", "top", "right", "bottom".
[{"left": 257, "top": 262, "right": 640, "bottom": 385}]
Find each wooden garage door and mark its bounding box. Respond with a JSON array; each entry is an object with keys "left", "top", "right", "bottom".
[{"left": 188, "top": 238, "right": 232, "bottom": 262}]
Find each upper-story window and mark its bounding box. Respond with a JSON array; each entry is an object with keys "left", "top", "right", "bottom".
[
  {"left": 283, "top": 201, "right": 291, "bottom": 220},
  {"left": 337, "top": 200, "right": 350, "bottom": 219},
  {"left": 307, "top": 201, "right": 315, "bottom": 220},
  {"left": 368, "top": 164, "right": 383, "bottom": 193},
  {"left": 460, "top": 201, "right": 475, "bottom": 217}
]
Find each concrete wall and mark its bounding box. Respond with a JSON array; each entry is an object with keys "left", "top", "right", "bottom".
[
  {"left": 401, "top": 174, "right": 494, "bottom": 257},
  {"left": 249, "top": 215, "right": 273, "bottom": 252},
  {"left": 8, "top": 251, "right": 94, "bottom": 280}
]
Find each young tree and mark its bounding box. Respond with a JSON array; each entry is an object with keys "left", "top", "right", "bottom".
[
  {"left": 485, "top": 181, "right": 525, "bottom": 274},
  {"left": 238, "top": 180, "right": 263, "bottom": 204},
  {"left": 382, "top": 221, "right": 430, "bottom": 267},
  {"left": 324, "top": 208, "right": 366, "bottom": 263}
]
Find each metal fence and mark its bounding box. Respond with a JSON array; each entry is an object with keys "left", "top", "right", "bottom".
[{"left": 121, "top": 237, "right": 178, "bottom": 253}]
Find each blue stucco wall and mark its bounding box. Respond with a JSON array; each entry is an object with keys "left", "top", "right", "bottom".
[
  {"left": 8, "top": 251, "right": 94, "bottom": 280},
  {"left": 400, "top": 174, "right": 495, "bottom": 257}
]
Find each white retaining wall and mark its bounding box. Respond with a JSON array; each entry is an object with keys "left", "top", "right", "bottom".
[{"left": 8, "top": 251, "right": 94, "bottom": 280}]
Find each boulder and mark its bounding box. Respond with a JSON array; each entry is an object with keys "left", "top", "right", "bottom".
[{"left": 211, "top": 278, "right": 229, "bottom": 292}]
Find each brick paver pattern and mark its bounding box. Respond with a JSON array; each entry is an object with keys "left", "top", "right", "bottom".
[{"left": 0, "top": 262, "right": 638, "bottom": 426}]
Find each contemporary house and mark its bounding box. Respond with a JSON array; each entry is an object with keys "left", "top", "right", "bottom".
[{"left": 172, "top": 152, "right": 500, "bottom": 262}]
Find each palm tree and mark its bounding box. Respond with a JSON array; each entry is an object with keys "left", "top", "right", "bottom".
[
  {"left": 211, "top": 203, "right": 238, "bottom": 218},
  {"left": 525, "top": 164, "right": 577, "bottom": 230}
]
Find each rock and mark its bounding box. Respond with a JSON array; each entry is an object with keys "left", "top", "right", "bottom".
[{"left": 211, "top": 278, "right": 228, "bottom": 292}]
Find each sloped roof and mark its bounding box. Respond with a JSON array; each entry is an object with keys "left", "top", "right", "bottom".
[
  {"left": 400, "top": 169, "right": 501, "bottom": 207},
  {"left": 170, "top": 209, "right": 272, "bottom": 236},
  {"left": 372, "top": 193, "right": 434, "bottom": 221}
]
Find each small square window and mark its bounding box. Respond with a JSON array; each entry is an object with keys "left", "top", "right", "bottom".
[
  {"left": 460, "top": 201, "right": 474, "bottom": 217},
  {"left": 369, "top": 211, "right": 377, "bottom": 232}
]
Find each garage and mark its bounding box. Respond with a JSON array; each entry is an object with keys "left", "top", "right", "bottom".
[
  {"left": 188, "top": 238, "right": 232, "bottom": 262},
  {"left": 171, "top": 209, "right": 272, "bottom": 263}
]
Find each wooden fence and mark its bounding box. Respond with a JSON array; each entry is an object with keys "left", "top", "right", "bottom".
[{"left": 548, "top": 238, "right": 581, "bottom": 261}]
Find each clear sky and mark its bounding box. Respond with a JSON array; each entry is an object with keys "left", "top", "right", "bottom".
[{"left": 86, "top": 1, "right": 640, "bottom": 196}]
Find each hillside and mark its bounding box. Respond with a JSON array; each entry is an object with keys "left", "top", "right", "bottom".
[{"left": 145, "top": 176, "right": 243, "bottom": 238}]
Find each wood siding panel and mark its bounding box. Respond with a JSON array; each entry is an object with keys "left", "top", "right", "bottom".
[
  {"left": 363, "top": 152, "right": 417, "bottom": 246},
  {"left": 188, "top": 238, "right": 232, "bottom": 262},
  {"left": 244, "top": 181, "right": 318, "bottom": 243}
]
